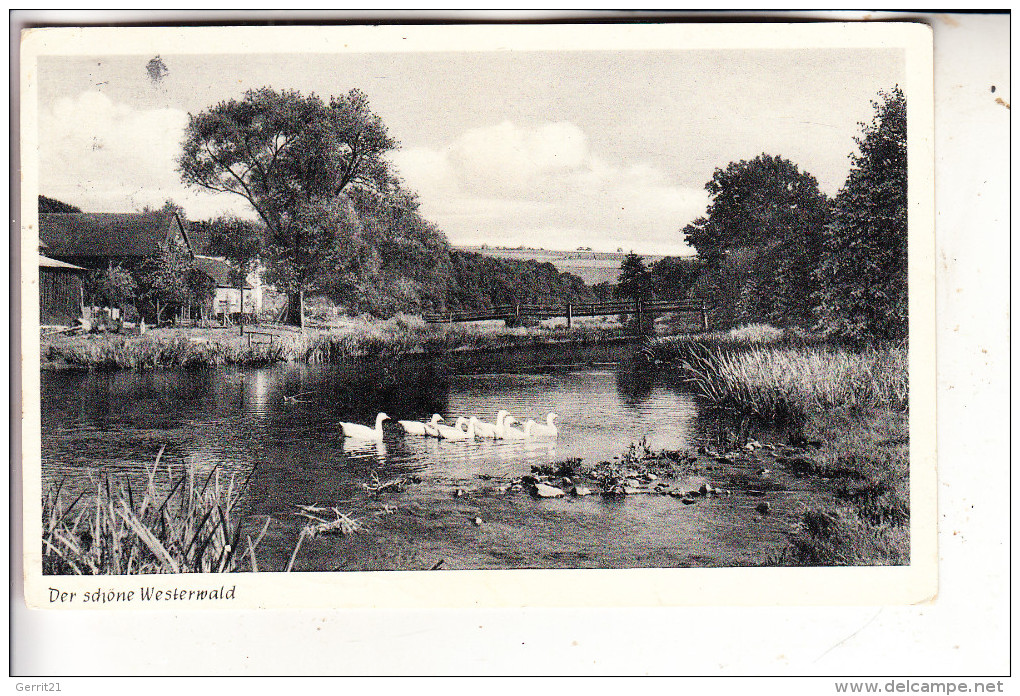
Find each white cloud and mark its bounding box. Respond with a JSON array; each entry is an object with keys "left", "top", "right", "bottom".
[
  {"left": 391, "top": 120, "right": 707, "bottom": 255},
  {"left": 38, "top": 91, "right": 252, "bottom": 220},
  {"left": 38, "top": 96, "right": 707, "bottom": 254}
]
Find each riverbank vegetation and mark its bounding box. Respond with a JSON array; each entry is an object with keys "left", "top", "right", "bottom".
[
  {"left": 627, "top": 86, "right": 911, "bottom": 566},
  {"left": 647, "top": 327, "right": 909, "bottom": 566},
  {"left": 42, "top": 447, "right": 264, "bottom": 574},
  {"left": 41, "top": 316, "right": 626, "bottom": 370},
  {"left": 676, "top": 87, "right": 906, "bottom": 342}
]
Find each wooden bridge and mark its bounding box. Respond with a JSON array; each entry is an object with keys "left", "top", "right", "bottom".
[{"left": 424, "top": 298, "right": 712, "bottom": 330}]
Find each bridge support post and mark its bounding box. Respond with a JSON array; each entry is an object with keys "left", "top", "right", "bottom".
[
  {"left": 702, "top": 302, "right": 709, "bottom": 332},
  {"left": 636, "top": 299, "right": 643, "bottom": 335},
  {"left": 566, "top": 303, "right": 572, "bottom": 329}
]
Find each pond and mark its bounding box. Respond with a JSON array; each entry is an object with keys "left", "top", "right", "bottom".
[{"left": 41, "top": 342, "right": 828, "bottom": 571}]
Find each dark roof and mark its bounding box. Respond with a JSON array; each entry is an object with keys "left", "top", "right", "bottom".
[
  {"left": 38, "top": 212, "right": 190, "bottom": 259},
  {"left": 185, "top": 220, "right": 212, "bottom": 255},
  {"left": 193, "top": 255, "right": 251, "bottom": 288},
  {"left": 39, "top": 254, "right": 87, "bottom": 271}
]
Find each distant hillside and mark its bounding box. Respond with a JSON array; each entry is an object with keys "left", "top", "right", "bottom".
[
  {"left": 39, "top": 195, "right": 82, "bottom": 214},
  {"left": 457, "top": 246, "right": 670, "bottom": 286}
]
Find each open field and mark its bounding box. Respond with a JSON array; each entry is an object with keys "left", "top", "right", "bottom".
[{"left": 457, "top": 246, "right": 670, "bottom": 285}]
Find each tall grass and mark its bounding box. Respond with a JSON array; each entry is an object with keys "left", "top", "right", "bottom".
[
  {"left": 647, "top": 324, "right": 911, "bottom": 567},
  {"left": 42, "top": 446, "right": 265, "bottom": 574},
  {"left": 677, "top": 344, "right": 908, "bottom": 420},
  {"left": 45, "top": 335, "right": 283, "bottom": 369},
  {"left": 43, "top": 321, "right": 624, "bottom": 370}
]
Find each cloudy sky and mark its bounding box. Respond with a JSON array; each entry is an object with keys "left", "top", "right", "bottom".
[{"left": 36, "top": 48, "right": 902, "bottom": 255}]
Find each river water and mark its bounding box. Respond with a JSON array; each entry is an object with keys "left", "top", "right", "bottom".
[{"left": 41, "top": 342, "right": 819, "bottom": 571}]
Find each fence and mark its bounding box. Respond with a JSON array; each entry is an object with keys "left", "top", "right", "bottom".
[{"left": 424, "top": 298, "right": 712, "bottom": 331}]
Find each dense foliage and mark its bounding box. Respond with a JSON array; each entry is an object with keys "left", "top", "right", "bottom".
[
  {"left": 445, "top": 250, "right": 595, "bottom": 312},
  {"left": 681, "top": 88, "right": 907, "bottom": 341},
  {"left": 84, "top": 264, "right": 137, "bottom": 311},
  {"left": 175, "top": 87, "right": 598, "bottom": 320},
  {"left": 814, "top": 87, "right": 908, "bottom": 341},
  {"left": 616, "top": 252, "right": 652, "bottom": 302},
  {"left": 683, "top": 154, "right": 832, "bottom": 328},
  {"left": 137, "top": 239, "right": 214, "bottom": 324},
  {"left": 178, "top": 87, "right": 403, "bottom": 322},
  {"left": 650, "top": 256, "right": 701, "bottom": 301}
]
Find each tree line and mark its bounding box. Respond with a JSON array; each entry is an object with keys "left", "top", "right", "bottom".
[
  {"left": 176, "top": 87, "right": 603, "bottom": 323},
  {"left": 46, "top": 83, "right": 907, "bottom": 341},
  {"left": 619, "top": 86, "right": 908, "bottom": 342}
]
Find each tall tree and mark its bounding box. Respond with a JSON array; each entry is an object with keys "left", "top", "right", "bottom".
[
  {"left": 815, "top": 87, "right": 908, "bottom": 340},
  {"left": 683, "top": 154, "right": 831, "bottom": 327},
  {"left": 650, "top": 256, "right": 701, "bottom": 301},
  {"left": 616, "top": 252, "right": 655, "bottom": 334},
  {"left": 178, "top": 87, "right": 398, "bottom": 325},
  {"left": 616, "top": 252, "right": 652, "bottom": 302}
]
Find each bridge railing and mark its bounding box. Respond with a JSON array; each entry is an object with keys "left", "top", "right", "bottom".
[{"left": 424, "top": 298, "right": 713, "bottom": 330}]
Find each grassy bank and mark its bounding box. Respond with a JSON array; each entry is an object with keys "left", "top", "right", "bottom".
[
  {"left": 42, "top": 316, "right": 627, "bottom": 370},
  {"left": 649, "top": 325, "right": 910, "bottom": 566}
]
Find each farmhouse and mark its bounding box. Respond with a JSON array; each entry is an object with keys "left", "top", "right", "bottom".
[
  {"left": 38, "top": 210, "right": 262, "bottom": 324},
  {"left": 192, "top": 255, "right": 263, "bottom": 318}
]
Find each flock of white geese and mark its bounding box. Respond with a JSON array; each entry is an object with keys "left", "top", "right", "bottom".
[{"left": 339, "top": 410, "right": 559, "bottom": 442}]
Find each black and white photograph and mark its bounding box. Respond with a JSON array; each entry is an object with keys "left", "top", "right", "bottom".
[{"left": 21, "top": 22, "right": 936, "bottom": 608}]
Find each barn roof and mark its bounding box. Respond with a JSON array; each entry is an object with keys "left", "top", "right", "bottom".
[
  {"left": 39, "top": 254, "right": 87, "bottom": 271},
  {"left": 184, "top": 220, "right": 212, "bottom": 255},
  {"left": 193, "top": 255, "right": 251, "bottom": 289},
  {"left": 38, "top": 212, "right": 192, "bottom": 259}
]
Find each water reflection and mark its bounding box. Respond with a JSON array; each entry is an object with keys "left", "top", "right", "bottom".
[
  {"left": 614, "top": 360, "right": 656, "bottom": 407},
  {"left": 42, "top": 346, "right": 699, "bottom": 504},
  {"left": 342, "top": 437, "right": 387, "bottom": 464}
]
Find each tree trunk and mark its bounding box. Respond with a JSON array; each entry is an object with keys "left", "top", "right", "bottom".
[{"left": 284, "top": 289, "right": 303, "bottom": 327}]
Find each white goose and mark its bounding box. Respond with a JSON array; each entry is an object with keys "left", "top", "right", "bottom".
[
  {"left": 398, "top": 413, "right": 444, "bottom": 436},
  {"left": 491, "top": 410, "right": 511, "bottom": 439},
  {"left": 435, "top": 416, "right": 468, "bottom": 440},
  {"left": 501, "top": 415, "right": 532, "bottom": 440},
  {"left": 525, "top": 412, "right": 559, "bottom": 438},
  {"left": 438, "top": 416, "right": 476, "bottom": 441},
  {"left": 340, "top": 412, "right": 390, "bottom": 441},
  {"left": 423, "top": 417, "right": 444, "bottom": 437},
  {"left": 470, "top": 414, "right": 499, "bottom": 439}
]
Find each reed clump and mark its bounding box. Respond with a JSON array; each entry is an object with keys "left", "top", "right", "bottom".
[
  {"left": 647, "top": 324, "right": 910, "bottom": 567},
  {"left": 646, "top": 324, "right": 906, "bottom": 421},
  {"left": 45, "top": 335, "right": 283, "bottom": 369},
  {"left": 42, "top": 446, "right": 266, "bottom": 574},
  {"left": 677, "top": 344, "right": 907, "bottom": 420}
]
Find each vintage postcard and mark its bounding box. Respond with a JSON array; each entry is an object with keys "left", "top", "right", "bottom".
[{"left": 19, "top": 22, "right": 935, "bottom": 609}]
